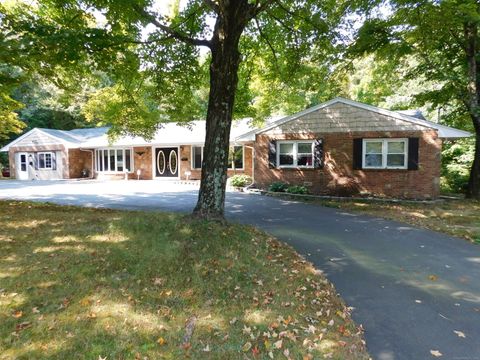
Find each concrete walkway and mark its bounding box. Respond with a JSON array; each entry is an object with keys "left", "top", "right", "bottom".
[{"left": 1, "top": 180, "right": 479, "bottom": 360}]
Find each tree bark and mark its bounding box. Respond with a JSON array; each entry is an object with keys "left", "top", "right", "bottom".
[
  {"left": 193, "top": 1, "right": 252, "bottom": 219},
  {"left": 464, "top": 21, "right": 480, "bottom": 199}
]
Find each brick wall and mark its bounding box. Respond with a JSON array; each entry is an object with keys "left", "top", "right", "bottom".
[
  {"left": 68, "top": 149, "right": 93, "bottom": 178},
  {"left": 254, "top": 130, "right": 441, "bottom": 199},
  {"left": 130, "top": 147, "right": 152, "bottom": 180}
]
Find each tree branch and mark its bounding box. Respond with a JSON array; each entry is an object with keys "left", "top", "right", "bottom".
[
  {"left": 133, "top": 5, "right": 211, "bottom": 48},
  {"left": 250, "top": 0, "right": 276, "bottom": 18},
  {"left": 254, "top": 16, "right": 279, "bottom": 68},
  {"left": 203, "top": 0, "right": 220, "bottom": 14}
]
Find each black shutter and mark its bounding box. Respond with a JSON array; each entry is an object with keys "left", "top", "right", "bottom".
[
  {"left": 314, "top": 139, "right": 324, "bottom": 168},
  {"left": 408, "top": 137, "right": 419, "bottom": 170},
  {"left": 353, "top": 138, "right": 363, "bottom": 170},
  {"left": 268, "top": 140, "right": 277, "bottom": 168},
  {"left": 51, "top": 152, "right": 57, "bottom": 170}
]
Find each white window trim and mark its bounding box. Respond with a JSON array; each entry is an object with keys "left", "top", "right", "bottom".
[
  {"left": 191, "top": 146, "right": 203, "bottom": 170},
  {"left": 38, "top": 152, "right": 54, "bottom": 170},
  {"left": 95, "top": 147, "right": 134, "bottom": 173},
  {"left": 228, "top": 145, "right": 245, "bottom": 170},
  {"left": 362, "top": 138, "right": 408, "bottom": 170},
  {"left": 276, "top": 140, "right": 314, "bottom": 169}
]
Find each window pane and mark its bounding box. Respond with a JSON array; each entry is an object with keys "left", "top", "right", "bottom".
[
  {"left": 297, "top": 143, "right": 312, "bottom": 153},
  {"left": 103, "top": 150, "right": 108, "bottom": 172},
  {"left": 365, "top": 141, "right": 382, "bottom": 154},
  {"left": 233, "top": 146, "right": 243, "bottom": 169},
  {"left": 45, "top": 153, "right": 52, "bottom": 168},
  {"left": 193, "top": 146, "right": 202, "bottom": 169},
  {"left": 279, "top": 143, "right": 294, "bottom": 154},
  {"left": 116, "top": 149, "right": 123, "bottom": 172},
  {"left": 109, "top": 150, "right": 115, "bottom": 171},
  {"left": 125, "top": 150, "right": 131, "bottom": 172},
  {"left": 39, "top": 154, "right": 45, "bottom": 168},
  {"left": 20, "top": 155, "right": 26, "bottom": 171},
  {"left": 297, "top": 154, "right": 313, "bottom": 166},
  {"left": 388, "top": 141, "right": 405, "bottom": 154},
  {"left": 365, "top": 154, "right": 382, "bottom": 167},
  {"left": 279, "top": 154, "right": 294, "bottom": 165},
  {"left": 387, "top": 154, "right": 405, "bottom": 167}
]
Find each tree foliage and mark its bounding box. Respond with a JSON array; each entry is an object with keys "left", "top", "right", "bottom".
[
  {"left": 351, "top": 0, "right": 480, "bottom": 198},
  {"left": 1, "top": 0, "right": 355, "bottom": 217}
]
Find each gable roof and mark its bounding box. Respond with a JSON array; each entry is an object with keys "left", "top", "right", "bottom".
[{"left": 253, "top": 97, "right": 471, "bottom": 139}]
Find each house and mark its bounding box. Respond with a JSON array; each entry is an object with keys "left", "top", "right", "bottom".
[{"left": 1, "top": 97, "right": 471, "bottom": 199}]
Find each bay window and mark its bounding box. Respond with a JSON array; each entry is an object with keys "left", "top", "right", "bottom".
[
  {"left": 362, "top": 139, "right": 408, "bottom": 169},
  {"left": 95, "top": 148, "right": 133, "bottom": 173}
]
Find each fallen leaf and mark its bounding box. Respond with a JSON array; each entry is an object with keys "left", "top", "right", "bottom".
[
  {"left": 15, "top": 321, "right": 32, "bottom": 331},
  {"left": 274, "top": 339, "right": 283, "bottom": 349},
  {"left": 252, "top": 346, "right": 260, "bottom": 356},
  {"left": 13, "top": 310, "right": 23, "bottom": 318},
  {"left": 430, "top": 350, "right": 442, "bottom": 357},
  {"left": 453, "top": 330, "right": 466, "bottom": 338},
  {"left": 32, "top": 307, "right": 40, "bottom": 314},
  {"left": 203, "top": 344, "right": 210, "bottom": 352},
  {"left": 242, "top": 342, "right": 252, "bottom": 352},
  {"left": 157, "top": 337, "right": 166, "bottom": 346},
  {"left": 428, "top": 275, "right": 438, "bottom": 281}
]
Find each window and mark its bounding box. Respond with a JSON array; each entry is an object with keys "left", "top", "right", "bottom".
[
  {"left": 38, "top": 152, "right": 53, "bottom": 169},
  {"left": 277, "top": 141, "right": 314, "bottom": 168},
  {"left": 228, "top": 145, "right": 244, "bottom": 169},
  {"left": 192, "top": 146, "right": 203, "bottom": 169},
  {"left": 95, "top": 148, "right": 133, "bottom": 173},
  {"left": 190, "top": 145, "right": 244, "bottom": 170},
  {"left": 362, "top": 139, "right": 407, "bottom": 169}
]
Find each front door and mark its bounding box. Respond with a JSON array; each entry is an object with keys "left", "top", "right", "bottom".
[
  {"left": 155, "top": 147, "right": 178, "bottom": 178},
  {"left": 15, "top": 152, "right": 29, "bottom": 180}
]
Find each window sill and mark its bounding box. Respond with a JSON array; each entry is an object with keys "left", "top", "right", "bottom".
[
  {"left": 277, "top": 166, "right": 316, "bottom": 170},
  {"left": 360, "top": 167, "right": 409, "bottom": 171}
]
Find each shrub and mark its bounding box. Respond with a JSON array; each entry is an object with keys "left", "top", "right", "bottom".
[
  {"left": 286, "top": 185, "right": 309, "bottom": 195},
  {"left": 229, "top": 174, "right": 252, "bottom": 188},
  {"left": 269, "top": 182, "right": 288, "bottom": 192}
]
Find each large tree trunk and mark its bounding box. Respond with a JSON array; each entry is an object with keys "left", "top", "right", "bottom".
[
  {"left": 193, "top": 2, "right": 251, "bottom": 219},
  {"left": 464, "top": 21, "right": 480, "bottom": 199}
]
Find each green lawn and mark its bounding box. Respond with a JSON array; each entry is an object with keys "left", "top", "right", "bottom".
[{"left": 0, "top": 201, "right": 368, "bottom": 359}]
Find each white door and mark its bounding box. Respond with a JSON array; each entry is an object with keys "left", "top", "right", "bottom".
[{"left": 15, "top": 152, "right": 29, "bottom": 180}]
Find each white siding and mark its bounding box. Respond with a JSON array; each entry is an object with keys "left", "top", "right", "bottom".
[{"left": 14, "top": 131, "right": 62, "bottom": 147}]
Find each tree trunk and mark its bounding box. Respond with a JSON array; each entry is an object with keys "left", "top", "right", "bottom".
[
  {"left": 193, "top": 2, "right": 251, "bottom": 219},
  {"left": 464, "top": 21, "right": 480, "bottom": 199}
]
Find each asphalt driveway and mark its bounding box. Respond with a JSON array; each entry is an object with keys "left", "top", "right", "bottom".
[{"left": 1, "top": 180, "right": 479, "bottom": 360}]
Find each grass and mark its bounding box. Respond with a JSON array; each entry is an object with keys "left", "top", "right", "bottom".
[
  {"left": 300, "top": 197, "right": 480, "bottom": 244},
  {"left": 0, "top": 201, "right": 368, "bottom": 359}
]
